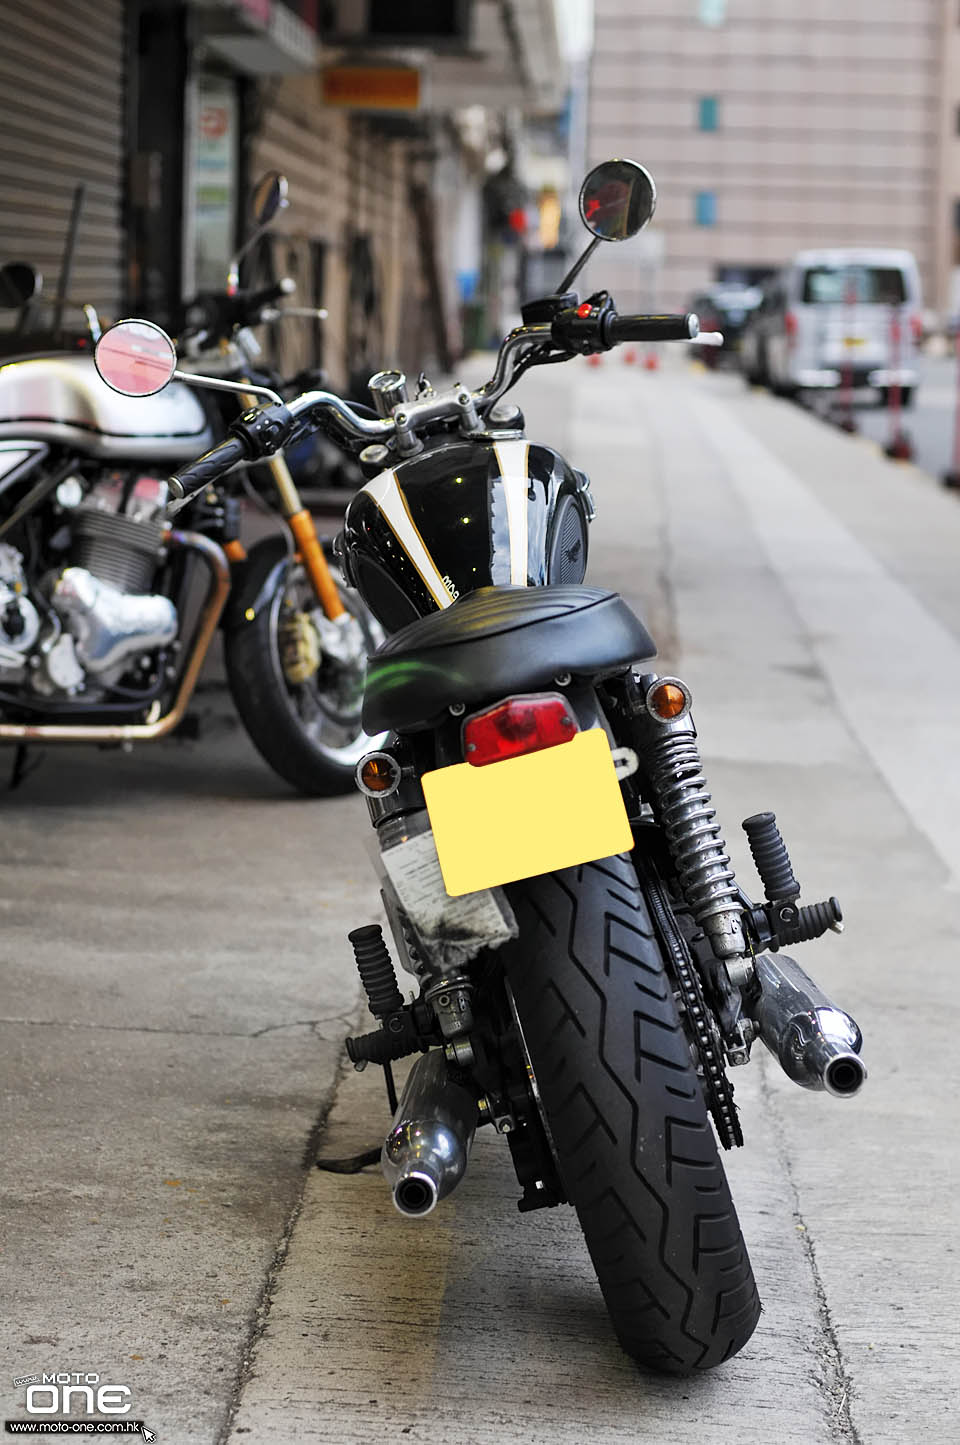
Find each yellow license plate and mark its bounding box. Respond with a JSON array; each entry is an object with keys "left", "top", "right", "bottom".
[
  {"left": 421, "top": 728, "right": 633, "bottom": 897},
  {"left": 843, "top": 336, "right": 866, "bottom": 348}
]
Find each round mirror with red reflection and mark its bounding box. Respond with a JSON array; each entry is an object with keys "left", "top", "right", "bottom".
[{"left": 94, "top": 319, "right": 177, "bottom": 397}]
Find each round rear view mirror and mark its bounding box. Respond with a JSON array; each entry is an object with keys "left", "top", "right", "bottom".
[
  {"left": 94, "top": 319, "right": 177, "bottom": 397},
  {"left": 250, "top": 171, "right": 289, "bottom": 227},
  {"left": 579, "top": 159, "right": 656, "bottom": 241},
  {"left": 0, "top": 262, "right": 42, "bottom": 309}
]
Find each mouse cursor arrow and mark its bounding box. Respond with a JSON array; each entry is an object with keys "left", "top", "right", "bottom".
[{"left": 141, "top": 1429, "right": 156, "bottom": 1442}]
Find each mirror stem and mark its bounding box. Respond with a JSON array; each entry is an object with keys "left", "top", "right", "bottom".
[
  {"left": 558, "top": 236, "right": 602, "bottom": 296},
  {"left": 172, "top": 370, "right": 283, "bottom": 407}
]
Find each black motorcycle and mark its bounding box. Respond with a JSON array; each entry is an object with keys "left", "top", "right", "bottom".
[{"left": 94, "top": 159, "right": 866, "bottom": 1374}]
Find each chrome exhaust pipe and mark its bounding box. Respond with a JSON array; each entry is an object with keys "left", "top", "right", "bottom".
[
  {"left": 382, "top": 1049, "right": 478, "bottom": 1216},
  {"left": 750, "top": 953, "right": 867, "bottom": 1097}
]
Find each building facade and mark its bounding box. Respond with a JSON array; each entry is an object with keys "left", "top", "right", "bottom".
[
  {"left": 0, "top": 0, "right": 571, "bottom": 390},
  {"left": 586, "top": 0, "right": 959, "bottom": 315}
]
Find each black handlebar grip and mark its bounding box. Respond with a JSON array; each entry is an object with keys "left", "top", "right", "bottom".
[
  {"left": 168, "top": 434, "right": 248, "bottom": 500},
  {"left": 607, "top": 312, "right": 699, "bottom": 343}
]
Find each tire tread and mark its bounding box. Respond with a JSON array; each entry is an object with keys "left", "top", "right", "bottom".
[{"left": 504, "top": 853, "right": 760, "bottom": 1373}]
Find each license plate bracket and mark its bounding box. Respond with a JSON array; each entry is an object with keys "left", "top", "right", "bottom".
[{"left": 422, "top": 727, "right": 633, "bottom": 897}]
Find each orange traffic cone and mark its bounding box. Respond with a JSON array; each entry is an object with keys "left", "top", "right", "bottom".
[
  {"left": 643, "top": 350, "right": 659, "bottom": 371},
  {"left": 623, "top": 347, "right": 637, "bottom": 365},
  {"left": 587, "top": 353, "right": 603, "bottom": 367}
]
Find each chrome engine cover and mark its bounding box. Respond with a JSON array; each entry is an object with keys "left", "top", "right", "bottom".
[{"left": 51, "top": 567, "right": 178, "bottom": 676}]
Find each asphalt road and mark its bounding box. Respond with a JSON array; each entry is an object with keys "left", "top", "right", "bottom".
[{"left": 2, "top": 355, "right": 958, "bottom": 1444}]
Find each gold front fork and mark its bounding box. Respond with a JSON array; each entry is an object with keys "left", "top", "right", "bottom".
[{"left": 240, "top": 388, "right": 346, "bottom": 620}]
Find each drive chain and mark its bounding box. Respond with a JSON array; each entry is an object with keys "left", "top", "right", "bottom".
[{"left": 636, "top": 856, "right": 743, "bottom": 1150}]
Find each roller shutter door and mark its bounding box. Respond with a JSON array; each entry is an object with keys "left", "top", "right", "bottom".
[{"left": 0, "top": 0, "right": 126, "bottom": 320}]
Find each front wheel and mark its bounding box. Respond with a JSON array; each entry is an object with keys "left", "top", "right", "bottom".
[
  {"left": 501, "top": 853, "right": 759, "bottom": 1373},
  {"left": 224, "top": 544, "right": 385, "bottom": 795}
]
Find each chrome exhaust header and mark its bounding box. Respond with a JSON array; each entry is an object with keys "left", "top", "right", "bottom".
[
  {"left": 382, "top": 1049, "right": 478, "bottom": 1216},
  {"left": 750, "top": 953, "right": 866, "bottom": 1097}
]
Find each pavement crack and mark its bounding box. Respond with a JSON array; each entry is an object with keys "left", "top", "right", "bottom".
[
  {"left": 0, "top": 1013, "right": 352, "bottom": 1040},
  {"left": 250, "top": 1012, "right": 354, "bottom": 1038},
  {"left": 215, "top": 1029, "right": 362, "bottom": 1445},
  {"left": 757, "top": 1055, "right": 864, "bottom": 1445}
]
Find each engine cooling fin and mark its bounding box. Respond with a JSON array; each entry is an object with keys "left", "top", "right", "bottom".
[{"left": 71, "top": 507, "right": 164, "bottom": 594}]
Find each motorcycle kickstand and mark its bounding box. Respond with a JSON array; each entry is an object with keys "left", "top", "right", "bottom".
[
  {"left": 9, "top": 743, "right": 43, "bottom": 790},
  {"left": 314, "top": 1060, "right": 398, "bottom": 1176}
]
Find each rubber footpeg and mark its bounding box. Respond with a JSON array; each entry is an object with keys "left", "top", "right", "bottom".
[{"left": 742, "top": 812, "right": 800, "bottom": 901}]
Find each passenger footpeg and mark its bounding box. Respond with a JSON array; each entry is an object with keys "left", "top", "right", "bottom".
[
  {"left": 344, "top": 924, "right": 433, "bottom": 1067},
  {"left": 741, "top": 812, "right": 843, "bottom": 952}
]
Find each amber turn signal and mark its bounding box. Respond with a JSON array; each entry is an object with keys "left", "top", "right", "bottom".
[
  {"left": 646, "top": 679, "right": 690, "bottom": 721},
  {"left": 356, "top": 751, "right": 402, "bottom": 796}
]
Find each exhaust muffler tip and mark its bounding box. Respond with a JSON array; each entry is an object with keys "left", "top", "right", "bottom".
[
  {"left": 392, "top": 1165, "right": 440, "bottom": 1217},
  {"left": 751, "top": 954, "right": 866, "bottom": 1097},
  {"left": 381, "top": 1050, "right": 478, "bottom": 1217},
  {"left": 822, "top": 1050, "right": 867, "bottom": 1098}
]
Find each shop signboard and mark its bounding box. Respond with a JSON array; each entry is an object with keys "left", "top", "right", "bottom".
[{"left": 321, "top": 66, "right": 421, "bottom": 111}]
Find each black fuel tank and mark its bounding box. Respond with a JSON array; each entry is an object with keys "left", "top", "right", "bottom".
[{"left": 340, "top": 436, "right": 593, "bottom": 633}]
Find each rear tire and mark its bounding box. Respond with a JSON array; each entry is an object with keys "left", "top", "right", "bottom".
[{"left": 502, "top": 852, "right": 760, "bottom": 1373}]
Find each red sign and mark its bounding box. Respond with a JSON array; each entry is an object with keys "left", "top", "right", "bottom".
[{"left": 199, "top": 105, "right": 229, "bottom": 140}]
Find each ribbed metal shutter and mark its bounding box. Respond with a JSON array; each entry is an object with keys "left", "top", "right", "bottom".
[
  {"left": 250, "top": 84, "right": 416, "bottom": 391},
  {"left": 0, "top": 0, "right": 126, "bottom": 320}
]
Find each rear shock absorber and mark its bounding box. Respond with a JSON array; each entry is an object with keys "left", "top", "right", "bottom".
[{"left": 637, "top": 676, "right": 745, "bottom": 960}]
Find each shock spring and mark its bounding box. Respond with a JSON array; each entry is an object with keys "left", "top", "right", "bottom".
[{"left": 645, "top": 727, "right": 745, "bottom": 959}]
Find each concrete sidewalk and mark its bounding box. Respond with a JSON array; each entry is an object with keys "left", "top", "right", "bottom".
[
  {"left": 225, "top": 359, "right": 960, "bottom": 1445},
  {"left": 2, "top": 357, "right": 957, "bottom": 1444}
]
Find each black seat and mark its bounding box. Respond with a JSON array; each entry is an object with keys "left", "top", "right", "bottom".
[{"left": 362, "top": 584, "right": 656, "bottom": 735}]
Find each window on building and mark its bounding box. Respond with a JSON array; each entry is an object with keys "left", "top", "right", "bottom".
[
  {"left": 953, "top": 200, "right": 960, "bottom": 265},
  {"left": 699, "top": 96, "right": 719, "bottom": 131},
  {"left": 699, "top": 0, "right": 727, "bottom": 25},
  {"left": 955, "top": 103, "right": 960, "bottom": 135},
  {"left": 695, "top": 191, "right": 717, "bottom": 226}
]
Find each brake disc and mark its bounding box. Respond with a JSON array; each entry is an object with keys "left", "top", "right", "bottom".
[{"left": 279, "top": 609, "right": 320, "bottom": 684}]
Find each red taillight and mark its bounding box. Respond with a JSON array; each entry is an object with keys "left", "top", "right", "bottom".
[
  {"left": 784, "top": 310, "right": 798, "bottom": 339},
  {"left": 463, "top": 694, "right": 578, "bottom": 767},
  {"left": 909, "top": 314, "right": 923, "bottom": 344}
]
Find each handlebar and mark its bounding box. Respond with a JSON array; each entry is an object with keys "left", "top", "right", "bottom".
[
  {"left": 164, "top": 298, "right": 717, "bottom": 506},
  {"left": 182, "top": 278, "right": 296, "bottom": 343},
  {"left": 549, "top": 303, "right": 700, "bottom": 355},
  {"left": 243, "top": 277, "right": 296, "bottom": 317}
]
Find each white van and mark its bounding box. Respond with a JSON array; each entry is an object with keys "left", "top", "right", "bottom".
[{"left": 742, "top": 248, "right": 923, "bottom": 404}]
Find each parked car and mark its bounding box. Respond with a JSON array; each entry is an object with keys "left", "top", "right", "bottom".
[
  {"left": 688, "top": 284, "right": 762, "bottom": 365},
  {"left": 738, "top": 248, "right": 923, "bottom": 405}
]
